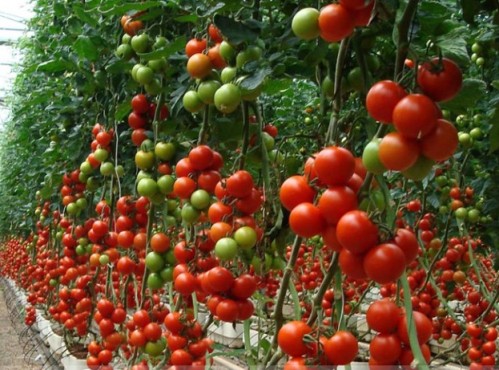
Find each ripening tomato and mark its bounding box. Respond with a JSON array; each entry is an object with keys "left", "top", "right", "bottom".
[
  {"left": 277, "top": 321, "right": 313, "bottom": 357},
  {"left": 378, "top": 132, "right": 420, "bottom": 171},
  {"left": 289, "top": 202, "right": 326, "bottom": 238},
  {"left": 366, "top": 80, "right": 407, "bottom": 123},
  {"left": 392, "top": 94, "right": 438, "bottom": 139},
  {"left": 420, "top": 119, "right": 458, "bottom": 162},
  {"left": 417, "top": 57, "right": 462, "bottom": 102},
  {"left": 208, "top": 24, "right": 223, "bottom": 43},
  {"left": 336, "top": 210, "right": 378, "bottom": 254},
  {"left": 318, "top": 4, "right": 354, "bottom": 42},
  {"left": 185, "top": 38, "right": 207, "bottom": 57},
  {"left": 187, "top": 53, "right": 212, "bottom": 79}
]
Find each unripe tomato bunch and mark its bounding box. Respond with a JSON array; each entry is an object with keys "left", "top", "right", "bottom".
[
  {"left": 364, "top": 57, "right": 463, "bottom": 181},
  {"left": 183, "top": 23, "right": 264, "bottom": 114},
  {"left": 292, "top": 1, "right": 374, "bottom": 42}
]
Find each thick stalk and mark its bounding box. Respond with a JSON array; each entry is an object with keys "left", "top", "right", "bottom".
[
  {"left": 239, "top": 102, "right": 250, "bottom": 170},
  {"left": 197, "top": 105, "right": 210, "bottom": 145},
  {"left": 243, "top": 319, "right": 256, "bottom": 368},
  {"left": 139, "top": 203, "right": 155, "bottom": 308}
]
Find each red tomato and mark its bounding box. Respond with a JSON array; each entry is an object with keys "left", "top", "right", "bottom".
[
  {"left": 324, "top": 330, "right": 358, "bottom": 365},
  {"left": 392, "top": 94, "right": 438, "bottom": 139},
  {"left": 289, "top": 202, "right": 326, "bottom": 238},
  {"left": 398, "top": 311, "right": 433, "bottom": 344},
  {"left": 394, "top": 228, "right": 419, "bottom": 264},
  {"left": 363, "top": 243, "right": 406, "bottom": 284},
  {"left": 336, "top": 210, "right": 379, "bottom": 254},
  {"left": 226, "top": 170, "right": 254, "bottom": 198},
  {"left": 420, "top": 119, "right": 458, "bottom": 162},
  {"left": 366, "top": 80, "right": 407, "bottom": 123},
  {"left": 318, "top": 4, "right": 354, "bottom": 42},
  {"left": 317, "top": 186, "right": 358, "bottom": 225},
  {"left": 185, "top": 38, "right": 207, "bottom": 57},
  {"left": 366, "top": 299, "right": 401, "bottom": 334},
  {"left": 277, "top": 321, "right": 313, "bottom": 357},
  {"left": 314, "top": 146, "right": 355, "bottom": 186},
  {"left": 369, "top": 333, "right": 402, "bottom": 365},
  {"left": 417, "top": 57, "right": 462, "bottom": 102},
  {"left": 339, "top": 248, "right": 367, "bottom": 279},
  {"left": 279, "top": 175, "right": 316, "bottom": 211}
]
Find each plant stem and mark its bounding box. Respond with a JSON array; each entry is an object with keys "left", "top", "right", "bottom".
[
  {"left": 139, "top": 203, "right": 155, "bottom": 308},
  {"left": 243, "top": 319, "right": 256, "bottom": 368},
  {"left": 197, "top": 105, "right": 210, "bottom": 145},
  {"left": 400, "top": 270, "right": 430, "bottom": 369},
  {"left": 239, "top": 101, "right": 250, "bottom": 170},
  {"left": 307, "top": 252, "right": 338, "bottom": 326}
]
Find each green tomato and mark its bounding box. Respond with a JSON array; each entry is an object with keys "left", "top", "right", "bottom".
[
  {"left": 304, "top": 117, "right": 313, "bottom": 125},
  {"left": 233, "top": 226, "right": 257, "bottom": 249},
  {"left": 291, "top": 8, "right": 320, "bottom": 41},
  {"left": 157, "top": 175, "right": 175, "bottom": 195},
  {"left": 122, "top": 34, "right": 132, "bottom": 44},
  {"left": 136, "top": 170, "right": 152, "bottom": 183},
  {"left": 402, "top": 156, "right": 435, "bottom": 181},
  {"left": 99, "top": 254, "right": 110, "bottom": 266},
  {"left": 454, "top": 207, "right": 468, "bottom": 220},
  {"left": 167, "top": 199, "right": 178, "bottom": 212},
  {"left": 190, "top": 189, "right": 211, "bottom": 210},
  {"left": 470, "top": 128, "right": 482, "bottom": 140},
  {"left": 137, "top": 178, "right": 159, "bottom": 198},
  {"left": 94, "top": 148, "right": 109, "bottom": 162},
  {"left": 80, "top": 161, "right": 94, "bottom": 175},
  {"left": 362, "top": 139, "right": 386, "bottom": 175},
  {"left": 214, "top": 83, "right": 241, "bottom": 114},
  {"left": 236, "top": 47, "right": 261, "bottom": 69},
  {"left": 145, "top": 79, "right": 162, "bottom": 96},
  {"left": 221, "top": 66, "right": 237, "bottom": 83},
  {"left": 153, "top": 36, "right": 168, "bottom": 50},
  {"left": 76, "top": 197, "right": 88, "bottom": 210},
  {"left": 476, "top": 57, "right": 485, "bottom": 66},
  {"left": 131, "top": 33, "right": 150, "bottom": 53},
  {"left": 436, "top": 176, "right": 448, "bottom": 187},
  {"left": 75, "top": 244, "right": 86, "bottom": 256},
  {"left": 49, "top": 279, "right": 58, "bottom": 287},
  {"left": 116, "top": 165, "right": 125, "bottom": 177},
  {"left": 135, "top": 150, "right": 155, "bottom": 170},
  {"left": 219, "top": 41, "right": 236, "bottom": 62},
  {"left": 215, "top": 237, "right": 238, "bottom": 261},
  {"left": 366, "top": 54, "right": 381, "bottom": 72},
  {"left": 183, "top": 91, "right": 204, "bottom": 113},
  {"left": 165, "top": 250, "right": 176, "bottom": 265},
  {"left": 148, "top": 58, "right": 167, "bottom": 73},
  {"left": 79, "top": 172, "right": 88, "bottom": 183},
  {"left": 197, "top": 80, "right": 222, "bottom": 105},
  {"left": 145, "top": 251, "right": 165, "bottom": 272},
  {"left": 471, "top": 43, "right": 482, "bottom": 54},
  {"left": 154, "top": 142, "right": 175, "bottom": 161},
  {"left": 181, "top": 203, "right": 200, "bottom": 224},
  {"left": 136, "top": 66, "right": 154, "bottom": 85},
  {"left": 262, "top": 131, "right": 275, "bottom": 151},
  {"left": 100, "top": 162, "right": 115, "bottom": 176},
  {"left": 268, "top": 149, "right": 284, "bottom": 164},
  {"left": 67, "top": 202, "right": 79, "bottom": 216},
  {"left": 86, "top": 177, "right": 100, "bottom": 192},
  {"left": 322, "top": 76, "right": 334, "bottom": 97},
  {"left": 347, "top": 67, "right": 369, "bottom": 92},
  {"left": 131, "top": 63, "right": 144, "bottom": 81},
  {"left": 458, "top": 132, "right": 473, "bottom": 148},
  {"left": 115, "top": 44, "right": 133, "bottom": 60},
  {"left": 160, "top": 267, "right": 174, "bottom": 282},
  {"left": 144, "top": 339, "right": 166, "bottom": 356},
  {"left": 147, "top": 273, "right": 165, "bottom": 290},
  {"left": 467, "top": 208, "right": 480, "bottom": 223}
]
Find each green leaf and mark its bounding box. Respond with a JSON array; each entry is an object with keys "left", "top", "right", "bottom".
[
  {"left": 74, "top": 35, "right": 99, "bottom": 61},
  {"left": 213, "top": 14, "right": 259, "bottom": 45},
  {"left": 174, "top": 14, "right": 198, "bottom": 23},
  {"left": 435, "top": 30, "right": 469, "bottom": 64},
  {"left": 418, "top": 1, "right": 452, "bottom": 35},
  {"left": 72, "top": 5, "right": 98, "bottom": 28},
  {"left": 489, "top": 109, "right": 499, "bottom": 153},
  {"left": 239, "top": 67, "right": 272, "bottom": 91},
  {"left": 115, "top": 102, "right": 131, "bottom": 121},
  {"left": 263, "top": 78, "right": 292, "bottom": 95},
  {"left": 137, "top": 36, "right": 186, "bottom": 61},
  {"left": 440, "top": 79, "right": 486, "bottom": 113},
  {"left": 36, "top": 60, "right": 75, "bottom": 73},
  {"left": 100, "top": 1, "right": 166, "bottom": 15}
]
